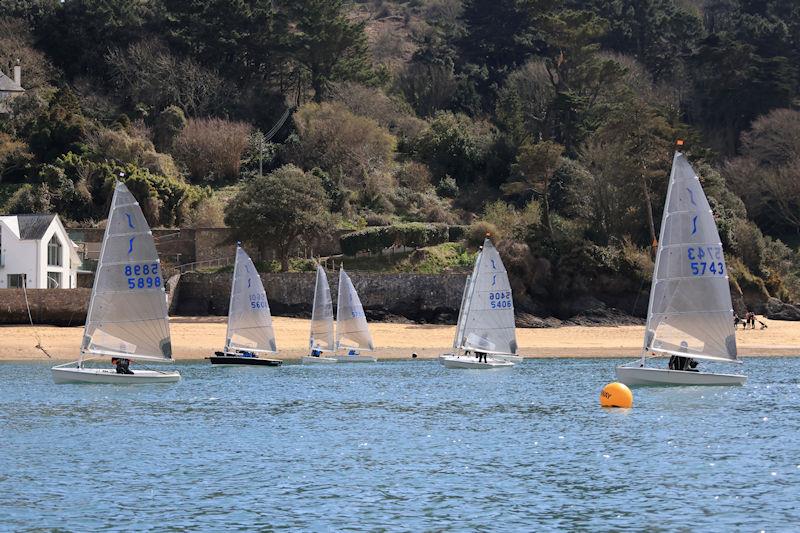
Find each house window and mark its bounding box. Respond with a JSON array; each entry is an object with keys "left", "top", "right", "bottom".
[
  {"left": 8, "top": 274, "right": 25, "bottom": 288},
  {"left": 47, "top": 271, "right": 61, "bottom": 288},
  {"left": 48, "top": 235, "right": 62, "bottom": 266}
]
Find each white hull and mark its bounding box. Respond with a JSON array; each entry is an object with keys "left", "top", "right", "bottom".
[
  {"left": 439, "top": 354, "right": 514, "bottom": 369},
  {"left": 491, "top": 354, "right": 523, "bottom": 363},
  {"left": 333, "top": 355, "right": 377, "bottom": 363},
  {"left": 301, "top": 355, "right": 338, "bottom": 364},
  {"left": 616, "top": 366, "right": 746, "bottom": 387},
  {"left": 52, "top": 365, "right": 181, "bottom": 384}
]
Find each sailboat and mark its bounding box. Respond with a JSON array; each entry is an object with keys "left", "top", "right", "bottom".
[
  {"left": 52, "top": 182, "right": 180, "bottom": 384},
  {"left": 207, "top": 244, "right": 282, "bottom": 366},
  {"left": 439, "top": 237, "right": 518, "bottom": 369},
  {"left": 616, "top": 151, "right": 746, "bottom": 386},
  {"left": 301, "top": 265, "right": 338, "bottom": 364},
  {"left": 334, "top": 267, "right": 377, "bottom": 362}
]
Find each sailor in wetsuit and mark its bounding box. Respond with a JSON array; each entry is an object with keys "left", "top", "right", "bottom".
[{"left": 112, "top": 357, "right": 134, "bottom": 374}]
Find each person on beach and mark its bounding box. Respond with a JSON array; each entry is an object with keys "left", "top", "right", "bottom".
[
  {"left": 111, "top": 357, "right": 133, "bottom": 374},
  {"left": 733, "top": 313, "right": 741, "bottom": 329}
]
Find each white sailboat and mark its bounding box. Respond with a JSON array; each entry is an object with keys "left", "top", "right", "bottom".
[
  {"left": 207, "top": 245, "right": 281, "bottom": 366},
  {"left": 302, "top": 265, "right": 338, "bottom": 364},
  {"left": 334, "top": 267, "right": 377, "bottom": 362},
  {"left": 616, "top": 151, "right": 746, "bottom": 386},
  {"left": 440, "top": 238, "right": 518, "bottom": 369},
  {"left": 52, "top": 182, "right": 180, "bottom": 384}
]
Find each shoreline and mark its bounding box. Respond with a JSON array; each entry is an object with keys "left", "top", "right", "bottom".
[{"left": 0, "top": 316, "right": 796, "bottom": 361}]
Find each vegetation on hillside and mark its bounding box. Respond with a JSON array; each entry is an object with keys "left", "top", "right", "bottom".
[{"left": 1, "top": 0, "right": 799, "bottom": 316}]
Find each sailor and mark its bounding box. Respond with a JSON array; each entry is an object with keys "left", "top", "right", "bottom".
[
  {"left": 112, "top": 357, "right": 134, "bottom": 374},
  {"left": 476, "top": 351, "right": 487, "bottom": 363},
  {"left": 311, "top": 348, "right": 322, "bottom": 358}
]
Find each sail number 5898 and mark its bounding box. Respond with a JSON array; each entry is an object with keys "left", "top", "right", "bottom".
[{"left": 124, "top": 263, "right": 161, "bottom": 289}]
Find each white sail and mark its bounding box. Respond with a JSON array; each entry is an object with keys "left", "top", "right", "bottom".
[
  {"left": 309, "top": 265, "right": 335, "bottom": 352},
  {"left": 452, "top": 275, "right": 472, "bottom": 349},
  {"left": 81, "top": 182, "right": 172, "bottom": 362},
  {"left": 644, "top": 152, "right": 737, "bottom": 363},
  {"left": 459, "top": 239, "right": 517, "bottom": 355},
  {"left": 335, "top": 267, "right": 374, "bottom": 351},
  {"left": 224, "top": 246, "right": 277, "bottom": 353}
]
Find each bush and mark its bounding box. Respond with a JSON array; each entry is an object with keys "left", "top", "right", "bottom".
[
  {"left": 436, "top": 175, "right": 459, "bottom": 197},
  {"left": 466, "top": 221, "right": 500, "bottom": 249},
  {"left": 396, "top": 242, "right": 476, "bottom": 274},
  {"left": 340, "top": 223, "right": 454, "bottom": 255},
  {"left": 173, "top": 118, "right": 252, "bottom": 184}
]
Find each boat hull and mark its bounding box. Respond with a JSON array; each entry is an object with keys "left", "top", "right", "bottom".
[
  {"left": 52, "top": 366, "right": 181, "bottom": 384},
  {"left": 333, "top": 355, "right": 377, "bottom": 363},
  {"left": 616, "top": 366, "right": 746, "bottom": 387},
  {"left": 301, "top": 355, "right": 338, "bottom": 364},
  {"left": 491, "top": 354, "right": 523, "bottom": 363},
  {"left": 207, "top": 355, "right": 282, "bottom": 366},
  {"left": 439, "top": 354, "right": 514, "bottom": 369}
]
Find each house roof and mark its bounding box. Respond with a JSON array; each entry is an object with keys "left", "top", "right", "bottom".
[
  {"left": 0, "top": 70, "right": 24, "bottom": 92},
  {"left": 16, "top": 214, "right": 56, "bottom": 240}
]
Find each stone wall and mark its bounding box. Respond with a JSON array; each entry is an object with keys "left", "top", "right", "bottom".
[
  {"left": 176, "top": 271, "right": 468, "bottom": 322},
  {"left": 0, "top": 288, "right": 90, "bottom": 326}
]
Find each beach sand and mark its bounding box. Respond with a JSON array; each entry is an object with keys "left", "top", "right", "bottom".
[{"left": 0, "top": 316, "right": 796, "bottom": 361}]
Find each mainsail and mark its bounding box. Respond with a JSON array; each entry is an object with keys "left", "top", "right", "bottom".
[
  {"left": 225, "top": 246, "right": 277, "bottom": 353},
  {"left": 335, "top": 267, "right": 374, "bottom": 351},
  {"left": 644, "top": 152, "right": 737, "bottom": 363},
  {"left": 81, "top": 182, "right": 172, "bottom": 361},
  {"left": 459, "top": 239, "right": 517, "bottom": 355},
  {"left": 309, "top": 265, "right": 335, "bottom": 351}
]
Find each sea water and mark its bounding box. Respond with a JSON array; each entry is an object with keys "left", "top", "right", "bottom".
[{"left": 1, "top": 357, "right": 799, "bottom": 531}]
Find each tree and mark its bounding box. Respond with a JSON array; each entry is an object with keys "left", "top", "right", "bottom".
[
  {"left": 172, "top": 118, "right": 252, "bottom": 184},
  {"left": 224, "top": 165, "right": 334, "bottom": 271},
  {"left": 505, "top": 140, "right": 564, "bottom": 236},
  {"left": 153, "top": 105, "right": 187, "bottom": 152},
  {"left": 287, "top": 0, "right": 373, "bottom": 102}
]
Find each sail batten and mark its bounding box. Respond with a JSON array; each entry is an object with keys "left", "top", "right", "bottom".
[
  {"left": 335, "top": 268, "right": 374, "bottom": 351},
  {"left": 644, "top": 153, "right": 737, "bottom": 362},
  {"left": 81, "top": 182, "right": 173, "bottom": 362},
  {"left": 310, "top": 265, "right": 335, "bottom": 351},
  {"left": 224, "top": 246, "right": 277, "bottom": 354},
  {"left": 458, "top": 239, "right": 517, "bottom": 355}
]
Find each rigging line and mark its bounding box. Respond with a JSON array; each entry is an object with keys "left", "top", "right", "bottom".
[{"left": 22, "top": 282, "right": 51, "bottom": 359}]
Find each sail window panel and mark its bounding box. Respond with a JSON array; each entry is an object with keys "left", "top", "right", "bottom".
[
  {"left": 650, "top": 277, "right": 734, "bottom": 316},
  {"left": 84, "top": 291, "right": 171, "bottom": 358},
  {"left": 651, "top": 313, "right": 736, "bottom": 360}
]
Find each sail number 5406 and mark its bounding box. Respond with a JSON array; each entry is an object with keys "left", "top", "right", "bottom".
[
  {"left": 124, "top": 263, "right": 161, "bottom": 289},
  {"left": 489, "top": 291, "right": 513, "bottom": 309}
]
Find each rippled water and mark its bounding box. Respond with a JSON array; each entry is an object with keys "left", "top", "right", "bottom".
[{"left": 1, "top": 358, "right": 799, "bottom": 530}]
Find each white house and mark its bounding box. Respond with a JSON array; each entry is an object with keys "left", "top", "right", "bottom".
[
  {"left": 0, "top": 214, "right": 81, "bottom": 289},
  {"left": 0, "top": 62, "right": 24, "bottom": 114}
]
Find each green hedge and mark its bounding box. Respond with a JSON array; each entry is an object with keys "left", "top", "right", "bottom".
[{"left": 340, "top": 223, "right": 467, "bottom": 256}]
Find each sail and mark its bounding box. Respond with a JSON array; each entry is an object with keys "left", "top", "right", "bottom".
[
  {"left": 460, "top": 239, "right": 517, "bottom": 355},
  {"left": 644, "top": 152, "right": 737, "bottom": 363},
  {"left": 224, "top": 246, "right": 277, "bottom": 353},
  {"left": 81, "top": 182, "right": 172, "bottom": 361},
  {"left": 309, "top": 265, "right": 335, "bottom": 351},
  {"left": 335, "top": 267, "right": 374, "bottom": 351},
  {"left": 452, "top": 275, "right": 472, "bottom": 349}
]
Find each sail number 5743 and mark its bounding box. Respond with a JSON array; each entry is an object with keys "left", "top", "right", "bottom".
[{"left": 687, "top": 247, "right": 724, "bottom": 276}]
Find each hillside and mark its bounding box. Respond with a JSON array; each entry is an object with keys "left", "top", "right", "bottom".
[{"left": 1, "top": 0, "right": 799, "bottom": 320}]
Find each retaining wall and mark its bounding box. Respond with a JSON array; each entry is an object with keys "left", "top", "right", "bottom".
[{"left": 0, "top": 289, "right": 90, "bottom": 326}]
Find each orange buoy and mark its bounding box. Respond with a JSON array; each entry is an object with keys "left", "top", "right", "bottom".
[{"left": 600, "top": 382, "right": 633, "bottom": 408}]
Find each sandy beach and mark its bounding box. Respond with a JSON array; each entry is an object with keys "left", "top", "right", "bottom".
[{"left": 0, "top": 315, "right": 797, "bottom": 361}]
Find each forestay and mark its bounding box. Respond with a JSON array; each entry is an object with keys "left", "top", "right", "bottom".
[
  {"left": 225, "top": 246, "right": 277, "bottom": 353},
  {"left": 644, "top": 152, "right": 737, "bottom": 363},
  {"left": 459, "top": 239, "right": 517, "bottom": 355},
  {"left": 335, "top": 268, "right": 374, "bottom": 351},
  {"left": 309, "top": 265, "right": 335, "bottom": 352},
  {"left": 81, "top": 182, "right": 172, "bottom": 362}
]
